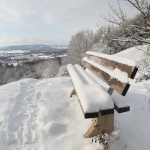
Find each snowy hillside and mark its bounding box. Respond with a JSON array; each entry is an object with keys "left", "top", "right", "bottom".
[
  {"left": 114, "top": 45, "right": 150, "bottom": 81},
  {"left": 0, "top": 45, "right": 150, "bottom": 150},
  {"left": 0, "top": 77, "right": 150, "bottom": 150},
  {"left": 0, "top": 48, "right": 67, "bottom": 65},
  {"left": 0, "top": 49, "right": 68, "bottom": 86}
]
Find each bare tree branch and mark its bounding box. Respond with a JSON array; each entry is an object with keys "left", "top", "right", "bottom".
[{"left": 103, "top": 0, "right": 150, "bottom": 46}]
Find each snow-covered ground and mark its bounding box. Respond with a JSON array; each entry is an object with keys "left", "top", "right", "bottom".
[
  {"left": 0, "top": 77, "right": 150, "bottom": 150},
  {"left": 0, "top": 45, "right": 150, "bottom": 150}
]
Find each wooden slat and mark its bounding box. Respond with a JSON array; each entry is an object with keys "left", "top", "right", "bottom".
[
  {"left": 85, "top": 109, "right": 114, "bottom": 119},
  {"left": 86, "top": 54, "right": 138, "bottom": 79},
  {"left": 81, "top": 60, "right": 130, "bottom": 96},
  {"left": 114, "top": 105, "right": 130, "bottom": 113},
  {"left": 107, "top": 87, "right": 130, "bottom": 113},
  {"left": 130, "top": 67, "right": 138, "bottom": 79}
]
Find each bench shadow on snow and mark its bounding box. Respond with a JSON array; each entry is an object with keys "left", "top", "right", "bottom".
[
  {"left": 42, "top": 122, "right": 67, "bottom": 138},
  {"left": 49, "top": 123, "right": 67, "bottom": 136}
]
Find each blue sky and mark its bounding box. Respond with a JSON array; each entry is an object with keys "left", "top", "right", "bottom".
[{"left": 0, "top": 0, "right": 138, "bottom": 46}]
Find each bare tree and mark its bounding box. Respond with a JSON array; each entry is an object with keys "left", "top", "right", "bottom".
[
  {"left": 68, "top": 30, "right": 94, "bottom": 64},
  {"left": 104, "top": 0, "right": 150, "bottom": 45},
  {"left": 91, "top": 26, "right": 117, "bottom": 54}
]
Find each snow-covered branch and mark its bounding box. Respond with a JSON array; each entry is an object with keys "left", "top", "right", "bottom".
[{"left": 104, "top": 0, "right": 150, "bottom": 46}]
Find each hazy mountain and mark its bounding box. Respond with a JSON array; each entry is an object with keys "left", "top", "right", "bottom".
[{"left": 0, "top": 44, "right": 67, "bottom": 51}]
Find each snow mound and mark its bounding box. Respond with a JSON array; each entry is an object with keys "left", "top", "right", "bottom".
[
  {"left": 0, "top": 77, "right": 150, "bottom": 149},
  {"left": 114, "top": 45, "right": 150, "bottom": 81}
]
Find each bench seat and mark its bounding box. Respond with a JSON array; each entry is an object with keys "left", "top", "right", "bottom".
[{"left": 67, "top": 64, "right": 114, "bottom": 118}]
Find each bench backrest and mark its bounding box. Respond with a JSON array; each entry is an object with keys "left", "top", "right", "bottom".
[{"left": 81, "top": 51, "right": 138, "bottom": 96}]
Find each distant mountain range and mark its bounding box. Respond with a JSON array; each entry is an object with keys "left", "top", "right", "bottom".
[{"left": 0, "top": 44, "right": 68, "bottom": 50}]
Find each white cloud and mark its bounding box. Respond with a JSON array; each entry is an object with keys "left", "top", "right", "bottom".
[
  {"left": 0, "top": 0, "right": 138, "bottom": 46},
  {"left": 0, "top": 0, "right": 102, "bottom": 24}
]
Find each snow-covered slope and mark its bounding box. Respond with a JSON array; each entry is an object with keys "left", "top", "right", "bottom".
[
  {"left": 114, "top": 45, "right": 150, "bottom": 81},
  {"left": 0, "top": 77, "right": 150, "bottom": 150}
]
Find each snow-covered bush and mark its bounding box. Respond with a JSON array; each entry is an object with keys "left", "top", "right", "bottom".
[
  {"left": 35, "top": 59, "right": 60, "bottom": 78},
  {"left": 91, "top": 42, "right": 115, "bottom": 54},
  {"left": 92, "top": 27, "right": 116, "bottom": 54},
  {"left": 135, "top": 57, "right": 150, "bottom": 82},
  {"left": 56, "top": 65, "right": 69, "bottom": 77},
  {"left": 115, "top": 45, "right": 150, "bottom": 82},
  {"left": 0, "top": 57, "right": 65, "bottom": 85}
]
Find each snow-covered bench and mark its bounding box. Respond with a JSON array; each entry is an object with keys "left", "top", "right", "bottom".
[{"left": 67, "top": 51, "right": 138, "bottom": 138}]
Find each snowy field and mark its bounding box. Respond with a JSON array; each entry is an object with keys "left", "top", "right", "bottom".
[
  {"left": 0, "top": 48, "right": 66, "bottom": 65},
  {"left": 0, "top": 77, "right": 150, "bottom": 150}
]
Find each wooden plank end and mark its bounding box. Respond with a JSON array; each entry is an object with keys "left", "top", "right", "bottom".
[
  {"left": 114, "top": 105, "right": 130, "bottom": 113},
  {"left": 130, "top": 67, "right": 138, "bottom": 79},
  {"left": 84, "top": 112, "right": 99, "bottom": 119},
  {"left": 121, "top": 83, "right": 130, "bottom": 96},
  {"left": 101, "top": 109, "right": 114, "bottom": 115},
  {"left": 84, "top": 109, "right": 114, "bottom": 119}
]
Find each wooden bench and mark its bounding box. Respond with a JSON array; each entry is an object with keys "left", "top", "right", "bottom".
[{"left": 67, "top": 51, "right": 138, "bottom": 138}]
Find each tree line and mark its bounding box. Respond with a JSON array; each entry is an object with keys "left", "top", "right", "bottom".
[{"left": 68, "top": 0, "right": 150, "bottom": 64}]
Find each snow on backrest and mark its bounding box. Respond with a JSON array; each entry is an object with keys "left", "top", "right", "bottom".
[
  {"left": 81, "top": 51, "right": 138, "bottom": 96},
  {"left": 85, "top": 51, "right": 138, "bottom": 79}
]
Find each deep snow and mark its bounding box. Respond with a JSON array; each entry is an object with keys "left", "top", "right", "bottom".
[{"left": 0, "top": 77, "right": 150, "bottom": 150}]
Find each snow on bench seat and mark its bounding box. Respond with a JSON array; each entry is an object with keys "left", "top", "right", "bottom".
[{"left": 67, "top": 64, "right": 114, "bottom": 118}]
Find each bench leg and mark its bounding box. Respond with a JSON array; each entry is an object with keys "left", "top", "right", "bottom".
[
  {"left": 70, "top": 89, "right": 76, "bottom": 97},
  {"left": 84, "top": 113, "right": 114, "bottom": 138}
]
